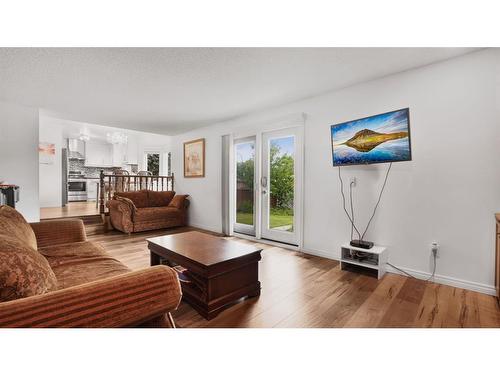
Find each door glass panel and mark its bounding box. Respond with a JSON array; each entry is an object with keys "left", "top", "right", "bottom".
[
  {"left": 235, "top": 141, "right": 255, "bottom": 226},
  {"left": 269, "top": 136, "right": 294, "bottom": 232}
]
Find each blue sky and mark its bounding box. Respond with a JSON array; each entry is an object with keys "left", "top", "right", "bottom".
[
  {"left": 331, "top": 109, "right": 409, "bottom": 145},
  {"left": 236, "top": 142, "right": 254, "bottom": 162},
  {"left": 236, "top": 136, "right": 294, "bottom": 161},
  {"left": 271, "top": 136, "right": 294, "bottom": 157}
]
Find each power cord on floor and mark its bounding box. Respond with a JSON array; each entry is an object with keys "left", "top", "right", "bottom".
[{"left": 386, "top": 250, "right": 437, "bottom": 282}]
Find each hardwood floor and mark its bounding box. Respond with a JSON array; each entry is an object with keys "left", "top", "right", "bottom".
[
  {"left": 41, "top": 202, "right": 99, "bottom": 220},
  {"left": 88, "top": 226, "right": 500, "bottom": 328}
]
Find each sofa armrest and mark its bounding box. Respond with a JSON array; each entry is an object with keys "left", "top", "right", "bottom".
[
  {"left": 107, "top": 198, "right": 136, "bottom": 213},
  {"left": 168, "top": 194, "right": 190, "bottom": 210},
  {"left": 0, "top": 266, "right": 182, "bottom": 328},
  {"left": 30, "top": 219, "right": 87, "bottom": 248},
  {"left": 106, "top": 199, "right": 135, "bottom": 233},
  {"left": 114, "top": 196, "right": 138, "bottom": 212}
]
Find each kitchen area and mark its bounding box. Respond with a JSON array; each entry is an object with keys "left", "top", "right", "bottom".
[{"left": 39, "top": 116, "right": 171, "bottom": 219}]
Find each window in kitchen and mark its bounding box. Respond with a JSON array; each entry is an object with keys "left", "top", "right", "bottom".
[{"left": 145, "top": 153, "right": 160, "bottom": 175}]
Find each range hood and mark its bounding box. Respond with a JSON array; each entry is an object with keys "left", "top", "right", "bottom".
[{"left": 67, "top": 139, "right": 86, "bottom": 160}]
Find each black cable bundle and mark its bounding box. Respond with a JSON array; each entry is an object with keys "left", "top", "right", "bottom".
[{"left": 338, "top": 162, "right": 392, "bottom": 247}]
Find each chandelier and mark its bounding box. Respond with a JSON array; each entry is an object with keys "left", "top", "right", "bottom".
[
  {"left": 106, "top": 132, "right": 128, "bottom": 145},
  {"left": 78, "top": 130, "right": 90, "bottom": 141}
]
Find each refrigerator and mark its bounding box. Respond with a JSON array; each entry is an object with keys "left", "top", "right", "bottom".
[{"left": 61, "top": 147, "right": 68, "bottom": 207}]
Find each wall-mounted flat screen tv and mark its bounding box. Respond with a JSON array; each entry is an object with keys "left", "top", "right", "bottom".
[{"left": 331, "top": 108, "right": 412, "bottom": 166}]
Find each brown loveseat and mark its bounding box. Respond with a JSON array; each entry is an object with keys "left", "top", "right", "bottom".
[
  {"left": 0, "top": 205, "right": 182, "bottom": 328},
  {"left": 106, "top": 190, "right": 189, "bottom": 234}
]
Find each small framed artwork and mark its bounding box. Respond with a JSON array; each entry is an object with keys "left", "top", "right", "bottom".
[
  {"left": 39, "top": 142, "right": 56, "bottom": 165},
  {"left": 184, "top": 138, "right": 205, "bottom": 178}
]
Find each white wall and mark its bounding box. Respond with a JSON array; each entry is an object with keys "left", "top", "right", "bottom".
[
  {"left": 171, "top": 49, "right": 500, "bottom": 293},
  {"left": 0, "top": 100, "right": 40, "bottom": 221},
  {"left": 39, "top": 117, "right": 63, "bottom": 207}
]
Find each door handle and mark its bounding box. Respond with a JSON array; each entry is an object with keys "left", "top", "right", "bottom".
[{"left": 261, "top": 176, "right": 267, "bottom": 188}]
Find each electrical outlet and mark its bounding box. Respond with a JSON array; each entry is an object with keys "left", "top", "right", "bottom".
[
  {"left": 350, "top": 177, "right": 356, "bottom": 186},
  {"left": 431, "top": 242, "right": 439, "bottom": 257}
]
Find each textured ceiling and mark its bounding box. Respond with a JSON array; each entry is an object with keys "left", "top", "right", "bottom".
[{"left": 0, "top": 48, "right": 479, "bottom": 134}]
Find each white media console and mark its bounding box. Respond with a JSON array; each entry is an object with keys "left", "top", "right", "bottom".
[{"left": 340, "top": 244, "right": 388, "bottom": 279}]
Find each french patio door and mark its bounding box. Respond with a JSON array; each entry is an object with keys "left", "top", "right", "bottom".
[{"left": 260, "top": 127, "right": 303, "bottom": 245}]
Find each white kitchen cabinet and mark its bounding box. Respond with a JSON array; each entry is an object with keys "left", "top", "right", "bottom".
[
  {"left": 87, "top": 180, "right": 99, "bottom": 201},
  {"left": 125, "top": 137, "right": 138, "bottom": 165},
  {"left": 112, "top": 144, "right": 126, "bottom": 167},
  {"left": 85, "top": 141, "right": 113, "bottom": 167}
]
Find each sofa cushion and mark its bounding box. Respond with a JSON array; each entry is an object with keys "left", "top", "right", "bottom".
[
  {"left": 114, "top": 190, "right": 149, "bottom": 208},
  {"left": 39, "top": 241, "right": 131, "bottom": 289},
  {"left": 168, "top": 194, "right": 190, "bottom": 209},
  {"left": 134, "top": 207, "right": 181, "bottom": 223},
  {"left": 148, "top": 191, "right": 176, "bottom": 207},
  {"left": 0, "top": 235, "right": 58, "bottom": 302},
  {"left": 0, "top": 205, "right": 37, "bottom": 250}
]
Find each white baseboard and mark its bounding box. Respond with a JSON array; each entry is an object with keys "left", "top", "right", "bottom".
[
  {"left": 188, "top": 222, "right": 222, "bottom": 234},
  {"left": 385, "top": 265, "right": 497, "bottom": 296},
  {"left": 300, "top": 247, "right": 339, "bottom": 261},
  {"left": 300, "top": 247, "right": 497, "bottom": 296}
]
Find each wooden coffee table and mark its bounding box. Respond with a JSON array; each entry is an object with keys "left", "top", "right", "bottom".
[{"left": 147, "top": 231, "right": 262, "bottom": 320}]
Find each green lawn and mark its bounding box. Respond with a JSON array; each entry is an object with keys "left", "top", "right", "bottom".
[
  {"left": 236, "top": 209, "right": 293, "bottom": 231},
  {"left": 236, "top": 212, "right": 253, "bottom": 225}
]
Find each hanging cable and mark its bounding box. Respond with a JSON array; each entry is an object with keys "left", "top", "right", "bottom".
[
  {"left": 349, "top": 180, "right": 355, "bottom": 241},
  {"left": 360, "top": 162, "right": 392, "bottom": 240},
  {"left": 338, "top": 166, "right": 361, "bottom": 239}
]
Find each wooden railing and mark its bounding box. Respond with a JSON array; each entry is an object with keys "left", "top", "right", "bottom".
[{"left": 99, "top": 171, "right": 174, "bottom": 215}]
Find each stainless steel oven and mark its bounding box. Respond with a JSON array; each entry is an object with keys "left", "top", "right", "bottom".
[{"left": 68, "top": 171, "right": 88, "bottom": 201}]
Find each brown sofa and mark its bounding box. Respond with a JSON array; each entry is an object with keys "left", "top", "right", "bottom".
[
  {"left": 106, "top": 190, "right": 189, "bottom": 234},
  {"left": 0, "top": 205, "right": 182, "bottom": 328}
]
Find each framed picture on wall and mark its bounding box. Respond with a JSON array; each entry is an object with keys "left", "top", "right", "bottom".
[
  {"left": 184, "top": 138, "right": 205, "bottom": 177},
  {"left": 39, "top": 142, "right": 56, "bottom": 165}
]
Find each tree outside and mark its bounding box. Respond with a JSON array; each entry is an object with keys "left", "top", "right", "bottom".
[
  {"left": 147, "top": 153, "right": 160, "bottom": 175},
  {"left": 236, "top": 143, "right": 255, "bottom": 226},
  {"left": 236, "top": 138, "right": 294, "bottom": 231},
  {"left": 237, "top": 158, "right": 254, "bottom": 194},
  {"left": 269, "top": 139, "right": 294, "bottom": 231}
]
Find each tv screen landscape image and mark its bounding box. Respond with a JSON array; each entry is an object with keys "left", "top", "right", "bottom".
[{"left": 331, "top": 108, "right": 412, "bottom": 166}]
